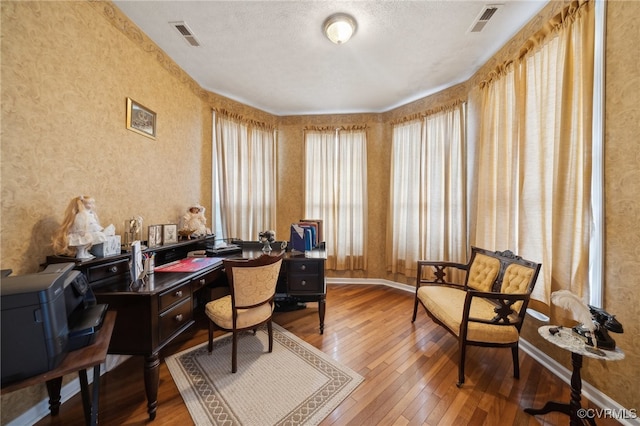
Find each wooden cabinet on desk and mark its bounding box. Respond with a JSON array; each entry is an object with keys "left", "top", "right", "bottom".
[
  {"left": 285, "top": 256, "right": 326, "bottom": 295},
  {"left": 281, "top": 251, "right": 327, "bottom": 334}
]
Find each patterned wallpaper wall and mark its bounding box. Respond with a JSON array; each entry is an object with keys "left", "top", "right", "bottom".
[
  {"left": 0, "top": 1, "right": 208, "bottom": 420},
  {"left": 1, "top": 0, "right": 638, "bottom": 422},
  {"left": 599, "top": 0, "right": 640, "bottom": 412}
]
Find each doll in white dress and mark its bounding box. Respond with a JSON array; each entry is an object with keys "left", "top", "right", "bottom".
[
  {"left": 52, "top": 195, "right": 114, "bottom": 259},
  {"left": 180, "top": 204, "right": 211, "bottom": 238}
]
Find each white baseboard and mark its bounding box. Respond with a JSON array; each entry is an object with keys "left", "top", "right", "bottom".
[{"left": 327, "top": 278, "right": 639, "bottom": 425}]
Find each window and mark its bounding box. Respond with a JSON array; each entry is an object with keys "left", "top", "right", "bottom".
[
  {"left": 212, "top": 111, "right": 277, "bottom": 241},
  {"left": 387, "top": 103, "right": 467, "bottom": 277},
  {"left": 473, "top": 0, "right": 600, "bottom": 312},
  {"left": 304, "top": 128, "right": 367, "bottom": 270}
]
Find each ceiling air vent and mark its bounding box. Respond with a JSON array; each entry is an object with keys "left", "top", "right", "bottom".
[
  {"left": 170, "top": 21, "right": 201, "bottom": 47},
  {"left": 469, "top": 4, "right": 503, "bottom": 33}
]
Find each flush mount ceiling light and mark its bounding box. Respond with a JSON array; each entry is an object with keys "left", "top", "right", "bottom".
[{"left": 323, "top": 13, "right": 357, "bottom": 45}]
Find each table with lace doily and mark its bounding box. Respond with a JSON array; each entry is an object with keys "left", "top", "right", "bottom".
[{"left": 524, "top": 325, "right": 624, "bottom": 426}]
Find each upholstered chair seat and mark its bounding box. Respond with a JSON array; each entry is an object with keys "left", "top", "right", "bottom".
[{"left": 205, "top": 254, "right": 283, "bottom": 373}]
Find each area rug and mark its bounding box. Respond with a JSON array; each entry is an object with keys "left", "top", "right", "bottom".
[{"left": 166, "top": 323, "right": 363, "bottom": 425}]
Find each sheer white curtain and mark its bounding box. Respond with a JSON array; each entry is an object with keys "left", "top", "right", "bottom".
[
  {"left": 304, "top": 128, "right": 367, "bottom": 270},
  {"left": 212, "top": 111, "right": 277, "bottom": 241},
  {"left": 387, "top": 103, "right": 467, "bottom": 277},
  {"left": 474, "top": 1, "right": 596, "bottom": 313}
]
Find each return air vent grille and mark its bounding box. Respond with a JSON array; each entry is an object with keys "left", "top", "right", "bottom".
[
  {"left": 170, "top": 21, "right": 200, "bottom": 47},
  {"left": 469, "top": 4, "right": 502, "bottom": 33}
]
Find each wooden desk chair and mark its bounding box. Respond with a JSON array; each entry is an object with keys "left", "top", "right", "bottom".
[{"left": 205, "top": 254, "right": 283, "bottom": 373}]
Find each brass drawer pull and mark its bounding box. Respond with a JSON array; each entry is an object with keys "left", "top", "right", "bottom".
[
  {"left": 300, "top": 265, "right": 306, "bottom": 271},
  {"left": 109, "top": 266, "right": 118, "bottom": 273},
  {"left": 175, "top": 290, "right": 183, "bottom": 298},
  {"left": 301, "top": 280, "right": 307, "bottom": 286},
  {"left": 175, "top": 314, "right": 183, "bottom": 322},
  {"left": 199, "top": 279, "right": 206, "bottom": 285}
]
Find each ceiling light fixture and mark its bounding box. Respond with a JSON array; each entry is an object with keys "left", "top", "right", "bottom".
[{"left": 323, "top": 13, "right": 357, "bottom": 45}]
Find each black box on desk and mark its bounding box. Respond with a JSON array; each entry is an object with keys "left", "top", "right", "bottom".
[{"left": 1, "top": 269, "right": 69, "bottom": 385}]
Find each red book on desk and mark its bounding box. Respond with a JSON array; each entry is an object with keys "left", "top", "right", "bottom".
[{"left": 155, "top": 257, "right": 223, "bottom": 273}]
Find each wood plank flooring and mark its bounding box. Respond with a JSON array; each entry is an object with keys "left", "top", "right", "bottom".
[{"left": 35, "top": 284, "right": 621, "bottom": 426}]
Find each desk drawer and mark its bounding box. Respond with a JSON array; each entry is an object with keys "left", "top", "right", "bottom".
[
  {"left": 159, "top": 298, "right": 192, "bottom": 342},
  {"left": 191, "top": 268, "right": 223, "bottom": 292},
  {"left": 288, "top": 275, "right": 323, "bottom": 293},
  {"left": 86, "top": 259, "right": 129, "bottom": 284},
  {"left": 288, "top": 261, "right": 320, "bottom": 275},
  {"left": 159, "top": 283, "right": 191, "bottom": 311}
]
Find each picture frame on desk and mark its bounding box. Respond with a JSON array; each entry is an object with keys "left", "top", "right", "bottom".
[
  {"left": 147, "top": 225, "right": 163, "bottom": 248},
  {"left": 162, "top": 224, "right": 178, "bottom": 245},
  {"left": 126, "top": 97, "right": 156, "bottom": 139}
]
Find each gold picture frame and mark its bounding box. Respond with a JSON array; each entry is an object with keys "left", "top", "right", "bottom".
[{"left": 126, "top": 97, "right": 156, "bottom": 139}]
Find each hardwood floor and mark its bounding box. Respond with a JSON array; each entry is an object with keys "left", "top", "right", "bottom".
[{"left": 35, "top": 284, "right": 620, "bottom": 426}]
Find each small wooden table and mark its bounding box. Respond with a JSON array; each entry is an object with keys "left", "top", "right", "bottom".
[
  {"left": 1, "top": 311, "right": 116, "bottom": 426},
  {"left": 524, "top": 325, "right": 624, "bottom": 426}
]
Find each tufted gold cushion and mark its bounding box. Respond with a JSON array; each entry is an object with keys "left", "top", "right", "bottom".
[
  {"left": 467, "top": 253, "right": 500, "bottom": 292},
  {"left": 417, "top": 286, "right": 519, "bottom": 344},
  {"left": 500, "top": 263, "right": 534, "bottom": 312},
  {"left": 501, "top": 264, "right": 534, "bottom": 294},
  {"left": 205, "top": 295, "right": 274, "bottom": 330}
]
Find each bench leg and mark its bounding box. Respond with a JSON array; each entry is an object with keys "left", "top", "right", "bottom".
[
  {"left": 511, "top": 344, "right": 520, "bottom": 379},
  {"left": 411, "top": 295, "right": 419, "bottom": 322},
  {"left": 457, "top": 340, "right": 466, "bottom": 387}
]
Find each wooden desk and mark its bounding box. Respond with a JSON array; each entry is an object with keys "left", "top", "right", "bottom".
[
  {"left": 1, "top": 311, "right": 116, "bottom": 426},
  {"left": 91, "top": 262, "right": 223, "bottom": 420},
  {"left": 46, "top": 237, "right": 223, "bottom": 420},
  {"left": 46, "top": 240, "right": 327, "bottom": 420}
]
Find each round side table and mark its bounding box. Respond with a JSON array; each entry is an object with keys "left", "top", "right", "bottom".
[{"left": 524, "top": 325, "right": 624, "bottom": 426}]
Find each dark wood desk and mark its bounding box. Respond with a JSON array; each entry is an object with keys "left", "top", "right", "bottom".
[
  {"left": 47, "top": 240, "right": 326, "bottom": 420},
  {"left": 90, "top": 262, "right": 223, "bottom": 420},
  {"left": 1, "top": 311, "right": 116, "bottom": 426}
]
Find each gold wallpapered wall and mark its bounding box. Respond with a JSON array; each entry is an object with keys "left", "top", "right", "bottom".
[
  {"left": 599, "top": 0, "right": 640, "bottom": 410},
  {"left": 0, "top": 2, "right": 209, "bottom": 421},
  {"left": 1, "top": 1, "right": 207, "bottom": 275},
  {"left": 1, "top": 0, "right": 638, "bottom": 422}
]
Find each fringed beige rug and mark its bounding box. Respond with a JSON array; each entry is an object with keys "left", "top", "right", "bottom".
[{"left": 166, "top": 323, "right": 363, "bottom": 425}]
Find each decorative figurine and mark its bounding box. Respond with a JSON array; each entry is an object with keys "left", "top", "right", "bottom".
[
  {"left": 180, "top": 204, "right": 211, "bottom": 239},
  {"left": 258, "top": 230, "right": 276, "bottom": 253},
  {"left": 124, "top": 216, "right": 143, "bottom": 247},
  {"left": 52, "top": 195, "right": 115, "bottom": 259}
]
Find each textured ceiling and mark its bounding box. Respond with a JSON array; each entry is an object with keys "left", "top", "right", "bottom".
[{"left": 113, "top": 0, "right": 548, "bottom": 116}]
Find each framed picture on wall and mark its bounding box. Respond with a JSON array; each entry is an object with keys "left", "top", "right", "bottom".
[
  {"left": 162, "top": 224, "right": 178, "bottom": 245},
  {"left": 126, "top": 97, "right": 156, "bottom": 139},
  {"left": 147, "top": 225, "right": 163, "bottom": 248}
]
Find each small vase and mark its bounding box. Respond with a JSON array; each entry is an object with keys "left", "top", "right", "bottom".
[{"left": 262, "top": 240, "right": 272, "bottom": 254}]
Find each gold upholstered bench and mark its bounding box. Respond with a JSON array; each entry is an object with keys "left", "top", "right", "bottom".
[{"left": 411, "top": 247, "right": 541, "bottom": 386}]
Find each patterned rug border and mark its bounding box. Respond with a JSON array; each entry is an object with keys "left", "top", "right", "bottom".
[{"left": 166, "top": 323, "right": 363, "bottom": 425}]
